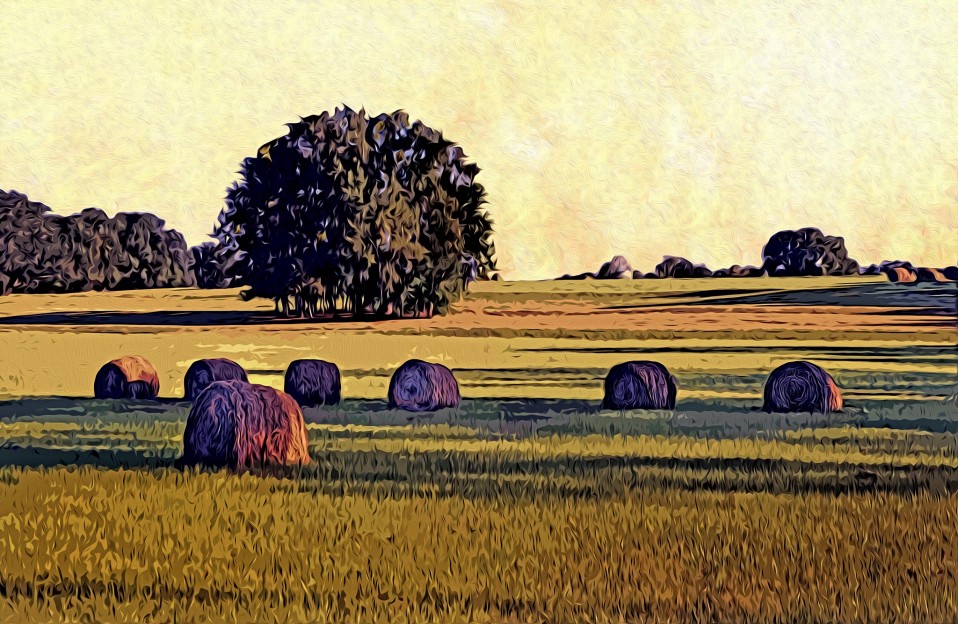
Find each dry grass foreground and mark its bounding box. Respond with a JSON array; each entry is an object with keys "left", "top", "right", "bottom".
[
  {"left": 0, "top": 398, "right": 958, "bottom": 622},
  {"left": 0, "top": 278, "right": 954, "bottom": 622},
  {"left": 1, "top": 468, "right": 957, "bottom": 623}
]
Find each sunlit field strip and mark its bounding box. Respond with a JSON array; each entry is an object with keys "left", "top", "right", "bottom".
[
  {"left": 309, "top": 432, "right": 958, "bottom": 469},
  {"left": 8, "top": 415, "right": 958, "bottom": 470}
]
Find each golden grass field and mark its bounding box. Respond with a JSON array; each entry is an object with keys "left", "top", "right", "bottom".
[
  {"left": 0, "top": 277, "right": 954, "bottom": 401},
  {"left": 0, "top": 278, "right": 956, "bottom": 622}
]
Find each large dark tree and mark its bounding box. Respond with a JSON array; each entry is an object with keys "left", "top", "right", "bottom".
[
  {"left": 0, "top": 189, "right": 194, "bottom": 294},
  {"left": 761, "top": 227, "right": 860, "bottom": 276},
  {"left": 214, "top": 107, "right": 496, "bottom": 318}
]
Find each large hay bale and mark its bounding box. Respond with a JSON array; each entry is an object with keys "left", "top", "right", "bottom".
[
  {"left": 181, "top": 380, "right": 310, "bottom": 469},
  {"left": 602, "top": 361, "right": 677, "bottom": 410},
  {"left": 388, "top": 359, "right": 460, "bottom": 412},
  {"left": 763, "top": 361, "right": 843, "bottom": 414},
  {"left": 284, "top": 359, "right": 341, "bottom": 406},
  {"left": 184, "top": 358, "right": 248, "bottom": 400},
  {"left": 93, "top": 355, "right": 160, "bottom": 399}
]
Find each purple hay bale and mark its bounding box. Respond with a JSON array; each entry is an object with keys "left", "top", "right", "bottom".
[
  {"left": 284, "top": 359, "right": 341, "bottom": 406},
  {"left": 388, "top": 359, "right": 460, "bottom": 412},
  {"left": 184, "top": 358, "right": 248, "bottom": 400},
  {"left": 602, "top": 361, "right": 677, "bottom": 410},
  {"left": 762, "top": 361, "right": 843, "bottom": 414},
  {"left": 181, "top": 380, "right": 310, "bottom": 470},
  {"left": 93, "top": 355, "right": 160, "bottom": 399}
]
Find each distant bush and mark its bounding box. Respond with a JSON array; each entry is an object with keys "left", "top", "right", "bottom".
[
  {"left": 655, "top": 256, "right": 712, "bottom": 278},
  {"left": 711, "top": 264, "right": 766, "bottom": 278},
  {"left": 0, "top": 189, "right": 194, "bottom": 294},
  {"left": 761, "top": 227, "right": 860, "bottom": 276}
]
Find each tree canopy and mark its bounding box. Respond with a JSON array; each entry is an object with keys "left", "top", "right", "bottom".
[
  {"left": 213, "top": 107, "right": 496, "bottom": 318},
  {"left": 190, "top": 241, "right": 248, "bottom": 289},
  {"left": 655, "top": 256, "right": 712, "bottom": 278},
  {"left": 0, "top": 189, "right": 194, "bottom": 295},
  {"left": 761, "top": 227, "right": 860, "bottom": 276}
]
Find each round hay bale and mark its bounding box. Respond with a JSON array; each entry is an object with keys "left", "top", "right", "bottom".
[
  {"left": 184, "top": 358, "right": 248, "bottom": 400},
  {"left": 284, "top": 359, "right": 341, "bottom": 406},
  {"left": 388, "top": 359, "right": 460, "bottom": 412},
  {"left": 602, "top": 361, "right": 677, "bottom": 410},
  {"left": 94, "top": 355, "right": 160, "bottom": 399},
  {"left": 181, "top": 380, "right": 310, "bottom": 469},
  {"left": 762, "top": 361, "right": 843, "bottom": 414}
]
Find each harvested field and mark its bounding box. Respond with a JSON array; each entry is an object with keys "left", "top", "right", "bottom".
[{"left": 0, "top": 278, "right": 955, "bottom": 622}]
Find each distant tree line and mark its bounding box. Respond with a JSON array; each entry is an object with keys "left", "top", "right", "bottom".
[
  {"left": 562, "top": 227, "right": 957, "bottom": 282},
  {"left": 4, "top": 116, "right": 952, "bottom": 302},
  {"left": 0, "top": 189, "right": 194, "bottom": 294}
]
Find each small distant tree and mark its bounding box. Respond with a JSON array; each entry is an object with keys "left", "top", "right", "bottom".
[
  {"left": 762, "top": 228, "right": 859, "bottom": 276},
  {"left": 214, "top": 107, "right": 496, "bottom": 318},
  {"left": 655, "top": 256, "right": 712, "bottom": 278}
]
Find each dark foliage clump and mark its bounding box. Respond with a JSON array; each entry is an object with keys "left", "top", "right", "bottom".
[
  {"left": 596, "top": 256, "right": 633, "bottom": 279},
  {"left": 861, "top": 261, "right": 955, "bottom": 283},
  {"left": 655, "top": 256, "right": 713, "bottom": 278},
  {"left": 712, "top": 264, "right": 766, "bottom": 278},
  {"left": 559, "top": 255, "right": 634, "bottom": 280},
  {"left": 860, "top": 260, "right": 913, "bottom": 277},
  {"left": 0, "top": 189, "right": 194, "bottom": 294},
  {"left": 189, "top": 241, "right": 248, "bottom": 289},
  {"left": 213, "top": 106, "right": 496, "bottom": 318},
  {"left": 761, "top": 228, "right": 860, "bottom": 276}
]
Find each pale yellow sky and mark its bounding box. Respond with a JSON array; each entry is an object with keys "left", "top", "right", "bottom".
[{"left": 1, "top": 0, "right": 956, "bottom": 278}]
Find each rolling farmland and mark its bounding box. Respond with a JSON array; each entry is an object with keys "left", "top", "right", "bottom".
[{"left": 0, "top": 277, "right": 956, "bottom": 622}]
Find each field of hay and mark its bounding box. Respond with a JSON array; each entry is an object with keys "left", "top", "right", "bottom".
[
  {"left": 0, "top": 278, "right": 956, "bottom": 622},
  {"left": 0, "top": 277, "right": 954, "bottom": 401}
]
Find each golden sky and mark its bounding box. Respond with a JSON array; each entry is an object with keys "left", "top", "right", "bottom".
[{"left": 1, "top": 0, "right": 956, "bottom": 278}]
